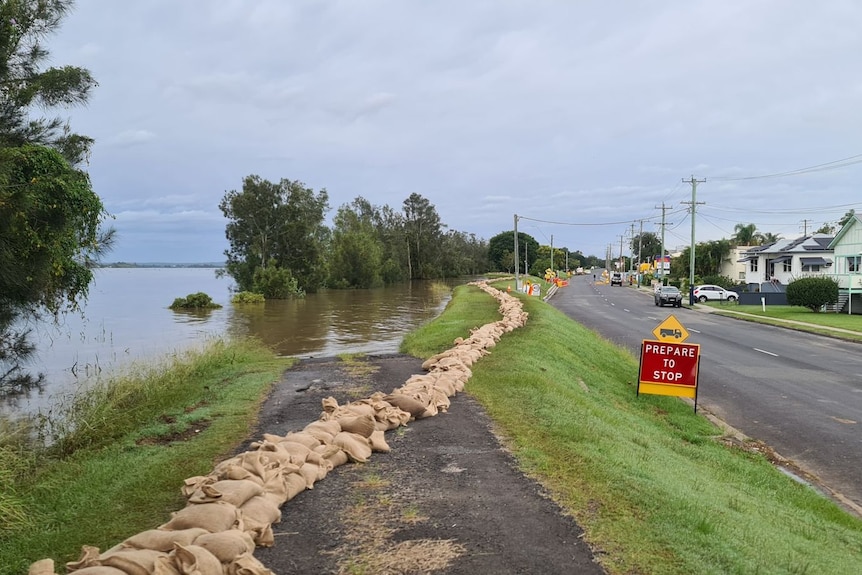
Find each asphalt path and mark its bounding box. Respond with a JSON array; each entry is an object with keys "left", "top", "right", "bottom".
[{"left": 549, "top": 275, "right": 862, "bottom": 514}]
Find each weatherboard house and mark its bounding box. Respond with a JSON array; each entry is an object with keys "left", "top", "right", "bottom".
[
  {"left": 738, "top": 233, "right": 835, "bottom": 294},
  {"left": 827, "top": 214, "right": 862, "bottom": 314}
]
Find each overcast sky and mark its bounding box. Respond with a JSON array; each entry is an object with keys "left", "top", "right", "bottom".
[{"left": 47, "top": 0, "right": 862, "bottom": 263}]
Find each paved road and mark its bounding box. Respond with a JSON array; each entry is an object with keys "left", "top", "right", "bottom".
[{"left": 549, "top": 276, "right": 862, "bottom": 514}]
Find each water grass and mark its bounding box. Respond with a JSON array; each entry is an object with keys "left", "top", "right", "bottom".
[
  {"left": 0, "top": 337, "right": 292, "bottom": 575},
  {"left": 403, "top": 283, "right": 862, "bottom": 574}
]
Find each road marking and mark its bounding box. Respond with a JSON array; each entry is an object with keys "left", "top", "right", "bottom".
[
  {"left": 689, "top": 329, "right": 701, "bottom": 333},
  {"left": 754, "top": 348, "right": 779, "bottom": 357},
  {"left": 623, "top": 308, "right": 630, "bottom": 312}
]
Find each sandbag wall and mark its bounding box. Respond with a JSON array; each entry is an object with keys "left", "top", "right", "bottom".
[{"left": 28, "top": 280, "right": 527, "bottom": 575}]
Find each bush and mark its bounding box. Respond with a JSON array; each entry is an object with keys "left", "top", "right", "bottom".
[
  {"left": 231, "top": 291, "right": 265, "bottom": 304},
  {"left": 169, "top": 292, "right": 222, "bottom": 310},
  {"left": 785, "top": 276, "right": 839, "bottom": 312},
  {"left": 252, "top": 266, "right": 304, "bottom": 299},
  {"left": 700, "top": 275, "right": 736, "bottom": 289}
]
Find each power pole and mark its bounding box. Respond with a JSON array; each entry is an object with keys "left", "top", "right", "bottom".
[
  {"left": 629, "top": 222, "right": 636, "bottom": 276},
  {"left": 513, "top": 215, "right": 520, "bottom": 289},
  {"left": 618, "top": 234, "right": 625, "bottom": 273},
  {"left": 681, "top": 176, "right": 706, "bottom": 304},
  {"left": 550, "top": 234, "right": 554, "bottom": 276},
  {"left": 654, "top": 203, "right": 673, "bottom": 283},
  {"left": 637, "top": 219, "right": 644, "bottom": 284},
  {"left": 800, "top": 219, "right": 812, "bottom": 235}
]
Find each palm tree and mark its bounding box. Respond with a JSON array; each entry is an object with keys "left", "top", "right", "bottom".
[
  {"left": 757, "top": 232, "right": 781, "bottom": 246},
  {"left": 732, "top": 223, "right": 759, "bottom": 246}
]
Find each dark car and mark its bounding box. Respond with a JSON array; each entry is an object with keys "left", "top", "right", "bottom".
[
  {"left": 654, "top": 286, "right": 682, "bottom": 307},
  {"left": 610, "top": 273, "right": 623, "bottom": 286}
]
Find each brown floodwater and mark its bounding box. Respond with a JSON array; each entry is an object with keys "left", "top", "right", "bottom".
[{"left": 4, "top": 268, "right": 462, "bottom": 415}]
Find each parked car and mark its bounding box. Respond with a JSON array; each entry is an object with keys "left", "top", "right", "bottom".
[
  {"left": 654, "top": 286, "right": 683, "bottom": 307},
  {"left": 610, "top": 272, "right": 622, "bottom": 286},
  {"left": 693, "top": 284, "right": 737, "bottom": 302}
]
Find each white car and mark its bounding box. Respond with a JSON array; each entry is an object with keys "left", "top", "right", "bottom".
[{"left": 693, "top": 284, "right": 737, "bottom": 302}]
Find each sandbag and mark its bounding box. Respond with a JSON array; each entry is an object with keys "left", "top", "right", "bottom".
[
  {"left": 368, "top": 429, "right": 391, "bottom": 453},
  {"left": 382, "top": 393, "right": 426, "bottom": 418},
  {"left": 333, "top": 431, "right": 372, "bottom": 463},
  {"left": 100, "top": 549, "right": 167, "bottom": 575},
  {"left": 334, "top": 414, "right": 376, "bottom": 438},
  {"left": 122, "top": 528, "right": 209, "bottom": 552},
  {"left": 281, "top": 431, "right": 321, "bottom": 449},
  {"left": 225, "top": 554, "right": 275, "bottom": 575},
  {"left": 193, "top": 530, "right": 256, "bottom": 563},
  {"left": 28, "top": 559, "right": 57, "bottom": 575},
  {"left": 172, "top": 543, "right": 224, "bottom": 575},
  {"left": 239, "top": 495, "right": 281, "bottom": 547},
  {"left": 160, "top": 501, "right": 243, "bottom": 533},
  {"left": 187, "top": 479, "right": 263, "bottom": 507}
]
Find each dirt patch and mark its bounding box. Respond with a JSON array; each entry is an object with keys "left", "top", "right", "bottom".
[{"left": 251, "top": 353, "right": 605, "bottom": 574}]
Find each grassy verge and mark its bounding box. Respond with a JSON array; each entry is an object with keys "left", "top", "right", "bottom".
[
  {"left": 706, "top": 304, "right": 862, "bottom": 342},
  {"left": 402, "top": 283, "right": 862, "bottom": 575},
  {"left": 0, "top": 338, "right": 292, "bottom": 575}
]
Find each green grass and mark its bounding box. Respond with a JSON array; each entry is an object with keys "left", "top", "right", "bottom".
[
  {"left": 404, "top": 284, "right": 862, "bottom": 574},
  {"left": 0, "top": 338, "right": 292, "bottom": 575},
  {"left": 707, "top": 304, "right": 862, "bottom": 342}
]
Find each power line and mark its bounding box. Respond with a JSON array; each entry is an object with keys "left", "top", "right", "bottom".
[{"left": 709, "top": 152, "right": 862, "bottom": 181}]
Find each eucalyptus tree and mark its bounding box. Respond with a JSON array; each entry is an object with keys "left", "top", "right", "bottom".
[
  {"left": 219, "top": 176, "right": 329, "bottom": 295},
  {"left": 329, "top": 197, "right": 384, "bottom": 288},
  {"left": 402, "top": 193, "right": 443, "bottom": 279},
  {"left": 630, "top": 232, "right": 662, "bottom": 268}
]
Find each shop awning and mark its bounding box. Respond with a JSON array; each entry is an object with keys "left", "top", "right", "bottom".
[
  {"left": 770, "top": 255, "right": 792, "bottom": 263},
  {"left": 800, "top": 257, "right": 833, "bottom": 267}
]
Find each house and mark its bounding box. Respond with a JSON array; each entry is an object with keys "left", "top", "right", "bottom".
[
  {"left": 719, "top": 246, "right": 754, "bottom": 283},
  {"left": 827, "top": 214, "right": 862, "bottom": 314},
  {"left": 738, "top": 233, "right": 835, "bottom": 293}
]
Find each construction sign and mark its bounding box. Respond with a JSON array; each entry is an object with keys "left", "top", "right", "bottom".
[{"left": 639, "top": 316, "right": 701, "bottom": 411}]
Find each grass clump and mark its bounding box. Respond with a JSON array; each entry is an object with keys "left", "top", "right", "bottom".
[
  {"left": 0, "top": 338, "right": 292, "bottom": 575},
  {"left": 405, "top": 286, "right": 862, "bottom": 574},
  {"left": 168, "top": 291, "right": 222, "bottom": 309}
]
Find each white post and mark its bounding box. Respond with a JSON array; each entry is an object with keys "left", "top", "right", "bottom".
[{"left": 761, "top": 297, "right": 766, "bottom": 312}]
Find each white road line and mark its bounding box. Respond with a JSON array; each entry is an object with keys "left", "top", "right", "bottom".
[
  {"left": 754, "top": 348, "right": 779, "bottom": 357},
  {"left": 623, "top": 308, "right": 630, "bottom": 312},
  {"left": 689, "top": 329, "right": 701, "bottom": 333}
]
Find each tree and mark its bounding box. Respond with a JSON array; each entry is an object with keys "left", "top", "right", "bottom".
[
  {"left": 329, "top": 197, "right": 384, "bottom": 289},
  {"left": 786, "top": 277, "right": 838, "bottom": 312},
  {"left": 814, "top": 223, "right": 835, "bottom": 235},
  {"left": 219, "top": 176, "right": 329, "bottom": 295},
  {"left": 669, "top": 239, "right": 732, "bottom": 281},
  {"left": 838, "top": 209, "right": 856, "bottom": 229},
  {"left": 630, "top": 232, "right": 661, "bottom": 267},
  {"left": 0, "top": 2, "right": 113, "bottom": 391},
  {"left": 1, "top": 0, "right": 98, "bottom": 165},
  {"left": 732, "top": 223, "right": 759, "bottom": 246},
  {"left": 402, "top": 193, "right": 443, "bottom": 279},
  {"left": 488, "top": 231, "right": 539, "bottom": 273},
  {"left": 758, "top": 232, "right": 781, "bottom": 245}
]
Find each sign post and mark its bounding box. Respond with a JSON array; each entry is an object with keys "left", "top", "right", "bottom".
[{"left": 639, "top": 316, "right": 701, "bottom": 411}]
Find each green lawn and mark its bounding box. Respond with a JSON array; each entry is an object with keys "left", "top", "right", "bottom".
[
  {"left": 404, "top": 283, "right": 862, "bottom": 575},
  {"left": 706, "top": 303, "right": 862, "bottom": 342}
]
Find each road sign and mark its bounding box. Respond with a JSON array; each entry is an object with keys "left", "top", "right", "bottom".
[
  {"left": 652, "top": 314, "right": 689, "bottom": 343},
  {"left": 638, "top": 340, "right": 701, "bottom": 406}
]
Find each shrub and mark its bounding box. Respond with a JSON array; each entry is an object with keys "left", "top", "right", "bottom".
[
  {"left": 252, "top": 266, "right": 304, "bottom": 299},
  {"left": 700, "top": 275, "right": 736, "bottom": 289},
  {"left": 785, "top": 276, "right": 838, "bottom": 312},
  {"left": 231, "top": 291, "right": 265, "bottom": 304},
  {"left": 169, "top": 292, "right": 222, "bottom": 310}
]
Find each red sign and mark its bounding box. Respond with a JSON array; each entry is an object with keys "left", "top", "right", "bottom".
[{"left": 639, "top": 340, "right": 700, "bottom": 387}]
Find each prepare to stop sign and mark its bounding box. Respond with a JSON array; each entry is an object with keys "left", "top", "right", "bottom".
[
  {"left": 640, "top": 341, "right": 699, "bottom": 385},
  {"left": 638, "top": 316, "right": 701, "bottom": 406}
]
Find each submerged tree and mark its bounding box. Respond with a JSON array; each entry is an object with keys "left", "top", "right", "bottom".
[{"left": 219, "top": 175, "right": 330, "bottom": 296}]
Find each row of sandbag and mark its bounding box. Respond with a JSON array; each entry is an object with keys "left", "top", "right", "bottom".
[{"left": 28, "top": 280, "right": 527, "bottom": 575}]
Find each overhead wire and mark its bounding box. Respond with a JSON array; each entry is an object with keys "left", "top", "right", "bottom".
[{"left": 709, "top": 152, "right": 862, "bottom": 181}]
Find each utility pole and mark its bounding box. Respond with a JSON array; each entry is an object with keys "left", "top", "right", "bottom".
[
  {"left": 800, "top": 219, "right": 812, "bottom": 236},
  {"left": 629, "top": 222, "right": 636, "bottom": 276},
  {"left": 550, "top": 234, "right": 554, "bottom": 277},
  {"left": 618, "top": 234, "right": 625, "bottom": 273},
  {"left": 637, "top": 219, "right": 644, "bottom": 284},
  {"left": 681, "top": 176, "right": 706, "bottom": 304},
  {"left": 513, "top": 215, "right": 520, "bottom": 290},
  {"left": 654, "top": 203, "right": 673, "bottom": 283}
]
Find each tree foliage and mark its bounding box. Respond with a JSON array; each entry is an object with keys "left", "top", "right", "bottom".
[
  {"left": 732, "top": 223, "right": 759, "bottom": 246},
  {"left": 838, "top": 209, "right": 856, "bottom": 229},
  {"left": 0, "top": 0, "right": 98, "bottom": 165},
  {"left": 219, "top": 176, "right": 329, "bottom": 295},
  {"left": 786, "top": 276, "right": 839, "bottom": 312},
  {"left": 669, "top": 239, "right": 732, "bottom": 281},
  {"left": 630, "top": 232, "right": 662, "bottom": 265},
  {"left": 488, "top": 231, "right": 539, "bottom": 273}
]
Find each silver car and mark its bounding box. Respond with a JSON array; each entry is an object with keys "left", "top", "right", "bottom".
[{"left": 654, "top": 286, "right": 683, "bottom": 307}]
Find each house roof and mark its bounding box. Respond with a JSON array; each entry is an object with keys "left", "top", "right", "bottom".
[
  {"left": 741, "top": 234, "right": 835, "bottom": 257},
  {"left": 800, "top": 257, "right": 833, "bottom": 267},
  {"left": 827, "top": 214, "right": 862, "bottom": 249}
]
